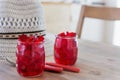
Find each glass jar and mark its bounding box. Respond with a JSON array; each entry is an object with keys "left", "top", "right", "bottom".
[
  {"left": 16, "top": 40, "right": 45, "bottom": 77},
  {"left": 54, "top": 36, "right": 78, "bottom": 65}
]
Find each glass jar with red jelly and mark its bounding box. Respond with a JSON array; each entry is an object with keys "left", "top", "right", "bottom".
[
  {"left": 16, "top": 34, "right": 45, "bottom": 77},
  {"left": 54, "top": 32, "right": 78, "bottom": 65}
]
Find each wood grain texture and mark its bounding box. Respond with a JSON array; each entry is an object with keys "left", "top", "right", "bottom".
[{"left": 0, "top": 39, "right": 120, "bottom": 80}]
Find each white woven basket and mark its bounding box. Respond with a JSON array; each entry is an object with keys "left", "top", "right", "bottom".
[{"left": 0, "top": 0, "right": 46, "bottom": 62}]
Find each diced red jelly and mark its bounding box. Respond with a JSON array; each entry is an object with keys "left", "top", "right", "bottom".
[
  {"left": 16, "top": 43, "right": 45, "bottom": 77},
  {"left": 54, "top": 32, "right": 78, "bottom": 65},
  {"left": 16, "top": 34, "right": 45, "bottom": 77},
  {"left": 18, "top": 34, "right": 28, "bottom": 42},
  {"left": 66, "top": 32, "right": 76, "bottom": 37}
]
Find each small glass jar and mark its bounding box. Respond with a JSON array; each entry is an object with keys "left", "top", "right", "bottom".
[
  {"left": 54, "top": 36, "right": 78, "bottom": 65},
  {"left": 16, "top": 40, "right": 45, "bottom": 77}
]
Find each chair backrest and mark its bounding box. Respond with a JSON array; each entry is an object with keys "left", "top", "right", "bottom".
[{"left": 76, "top": 5, "right": 120, "bottom": 39}]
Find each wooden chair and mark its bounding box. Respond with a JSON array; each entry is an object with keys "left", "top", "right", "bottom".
[{"left": 76, "top": 5, "right": 120, "bottom": 39}]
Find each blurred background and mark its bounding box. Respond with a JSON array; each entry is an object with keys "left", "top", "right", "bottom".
[{"left": 41, "top": 0, "right": 120, "bottom": 46}]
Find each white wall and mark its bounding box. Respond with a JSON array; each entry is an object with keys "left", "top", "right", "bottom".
[
  {"left": 113, "top": 0, "right": 120, "bottom": 46},
  {"left": 103, "top": 0, "right": 117, "bottom": 44},
  {"left": 71, "top": 4, "right": 105, "bottom": 42},
  {"left": 82, "top": 18, "right": 104, "bottom": 42},
  {"left": 104, "top": 0, "right": 116, "bottom": 7},
  {"left": 70, "top": 4, "right": 80, "bottom": 32},
  {"left": 42, "top": 3, "right": 72, "bottom": 34}
]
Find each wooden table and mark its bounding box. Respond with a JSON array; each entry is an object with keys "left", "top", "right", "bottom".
[{"left": 0, "top": 39, "right": 120, "bottom": 80}]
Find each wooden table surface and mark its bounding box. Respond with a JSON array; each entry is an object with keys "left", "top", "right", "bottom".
[{"left": 0, "top": 39, "right": 120, "bottom": 80}]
